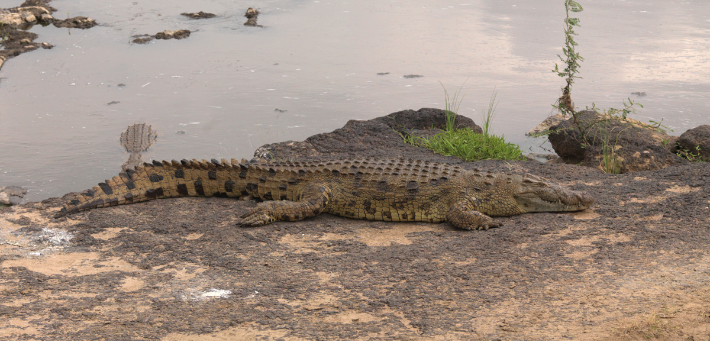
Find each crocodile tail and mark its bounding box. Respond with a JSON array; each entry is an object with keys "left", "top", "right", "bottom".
[{"left": 54, "top": 158, "right": 249, "bottom": 218}]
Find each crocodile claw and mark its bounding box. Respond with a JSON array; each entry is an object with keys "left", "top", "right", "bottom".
[
  {"left": 237, "top": 211, "right": 275, "bottom": 227},
  {"left": 475, "top": 221, "right": 502, "bottom": 231}
]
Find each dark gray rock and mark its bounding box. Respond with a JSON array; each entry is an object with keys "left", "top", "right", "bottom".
[
  {"left": 677, "top": 125, "right": 710, "bottom": 160},
  {"left": 253, "top": 108, "right": 481, "bottom": 162},
  {"left": 548, "top": 110, "right": 686, "bottom": 172}
]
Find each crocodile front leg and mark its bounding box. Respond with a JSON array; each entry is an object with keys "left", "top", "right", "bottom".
[
  {"left": 238, "top": 183, "right": 331, "bottom": 226},
  {"left": 446, "top": 200, "right": 502, "bottom": 230}
]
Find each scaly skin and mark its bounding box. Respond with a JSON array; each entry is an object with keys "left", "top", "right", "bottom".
[{"left": 54, "top": 158, "right": 594, "bottom": 230}]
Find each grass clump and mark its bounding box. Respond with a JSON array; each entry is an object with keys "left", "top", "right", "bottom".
[
  {"left": 403, "top": 85, "right": 525, "bottom": 162},
  {"left": 415, "top": 128, "right": 525, "bottom": 162}
]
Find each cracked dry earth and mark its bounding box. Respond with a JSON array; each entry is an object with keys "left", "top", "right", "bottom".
[{"left": 1, "top": 160, "right": 709, "bottom": 340}]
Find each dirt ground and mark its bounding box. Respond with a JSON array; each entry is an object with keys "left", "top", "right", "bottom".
[{"left": 2, "top": 110, "right": 709, "bottom": 340}]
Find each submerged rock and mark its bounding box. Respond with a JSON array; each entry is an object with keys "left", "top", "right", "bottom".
[
  {"left": 155, "top": 29, "right": 191, "bottom": 40},
  {"left": 245, "top": 7, "right": 259, "bottom": 19},
  {"left": 181, "top": 11, "right": 216, "bottom": 19},
  {"left": 0, "top": 2, "right": 96, "bottom": 70},
  {"left": 132, "top": 30, "right": 191, "bottom": 44},
  {"left": 51, "top": 16, "right": 97, "bottom": 29},
  {"left": 0, "top": 6, "right": 52, "bottom": 27},
  {"left": 131, "top": 35, "right": 153, "bottom": 44},
  {"left": 244, "top": 7, "right": 262, "bottom": 27}
]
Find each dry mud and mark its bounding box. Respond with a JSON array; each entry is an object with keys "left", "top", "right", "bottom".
[{"left": 2, "top": 112, "right": 710, "bottom": 340}]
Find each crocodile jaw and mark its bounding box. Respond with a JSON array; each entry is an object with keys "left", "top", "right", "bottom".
[{"left": 514, "top": 180, "right": 594, "bottom": 213}]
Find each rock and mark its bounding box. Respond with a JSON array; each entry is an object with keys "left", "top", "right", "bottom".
[
  {"left": 20, "top": 11, "right": 36, "bottom": 23},
  {"left": 3, "top": 186, "right": 27, "bottom": 197},
  {"left": 18, "top": 6, "right": 51, "bottom": 17},
  {"left": 677, "top": 125, "right": 710, "bottom": 160},
  {"left": 0, "top": 192, "right": 9, "bottom": 205},
  {"left": 584, "top": 144, "right": 685, "bottom": 173},
  {"left": 133, "top": 29, "right": 191, "bottom": 43},
  {"left": 52, "top": 16, "right": 97, "bottom": 29},
  {"left": 132, "top": 36, "right": 153, "bottom": 44},
  {"left": 378, "top": 108, "right": 482, "bottom": 134},
  {"left": 525, "top": 153, "right": 560, "bottom": 163},
  {"left": 155, "top": 30, "right": 191, "bottom": 40},
  {"left": 0, "top": 186, "right": 27, "bottom": 205},
  {"left": 0, "top": 6, "right": 96, "bottom": 71},
  {"left": 402, "top": 128, "right": 444, "bottom": 140},
  {"left": 527, "top": 114, "right": 566, "bottom": 136},
  {"left": 181, "top": 11, "right": 216, "bottom": 19},
  {"left": 548, "top": 110, "right": 686, "bottom": 172},
  {"left": 40, "top": 42, "right": 53, "bottom": 49},
  {"left": 245, "top": 7, "right": 259, "bottom": 19},
  {"left": 9, "top": 196, "right": 22, "bottom": 205},
  {"left": 0, "top": 12, "right": 23, "bottom": 26},
  {"left": 254, "top": 108, "right": 482, "bottom": 161},
  {"left": 244, "top": 7, "right": 262, "bottom": 27}
]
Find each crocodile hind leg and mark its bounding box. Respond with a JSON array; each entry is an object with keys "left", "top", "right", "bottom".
[
  {"left": 446, "top": 200, "right": 502, "bottom": 230},
  {"left": 238, "top": 183, "right": 332, "bottom": 227}
]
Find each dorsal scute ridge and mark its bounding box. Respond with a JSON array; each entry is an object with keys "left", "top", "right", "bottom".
[{"left": 225, "top": 158, "right": 465, "bottom": 182}]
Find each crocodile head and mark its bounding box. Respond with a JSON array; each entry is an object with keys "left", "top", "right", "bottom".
[{"left": 513, "top": 174, "right": 594, "bottom": 213}]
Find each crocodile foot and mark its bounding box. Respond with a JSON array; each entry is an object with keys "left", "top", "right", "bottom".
[
  {"left": 446, "top": 201, "right": 502, "bottom": 230},
  {"left": 237, "top": 206, "right": 277, "bottom": 227}
]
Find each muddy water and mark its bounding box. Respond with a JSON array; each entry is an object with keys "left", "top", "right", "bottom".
[{"left": 1, "top": 0, "right": 709, "bottom": 201}]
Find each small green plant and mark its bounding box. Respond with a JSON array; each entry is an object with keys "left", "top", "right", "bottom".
[
  {"left": 552, "top": 0, "right": 584, "bottom": 116},
  {"left": 402, "top": 86, "right": 524, "bottom": 162},
  {"left": 676, "top": 144, "right": 707, "bottom": 162},
  {"left": 648, "top": 118, "right": 672, "bottom": 134},
  {"left": 606, "top": 97, "right": 644, "bottom": 120},
  {"left": 600, "top": 142, "right": 620, "bottom": 173},
  {"left": 550, "top": 1, "right": 664, "bottom": 152},
  {"left": 599, "top": 122, "right": 625, "bottom": 174}
]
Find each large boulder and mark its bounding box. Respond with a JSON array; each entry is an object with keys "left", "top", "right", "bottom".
[
  {"left": 548, "top": 110, "right": 687, "bottom": 172},
  {"left": 254, "top": 108, "right": 482, "bottom": 161},
  {"left": 676, "top": 125, "right": 710, "bottom": 161}
]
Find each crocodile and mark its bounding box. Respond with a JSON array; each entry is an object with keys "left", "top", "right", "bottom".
[{"left": 54, "top": 158, "right": 594, "bottom": 230}]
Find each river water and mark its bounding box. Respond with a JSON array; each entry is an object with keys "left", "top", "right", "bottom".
[{"left": 1, "top": 0, "right": 709, "bottom": 201}]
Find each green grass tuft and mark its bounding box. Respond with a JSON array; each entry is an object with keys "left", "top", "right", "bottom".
[
  {"left": 481, "top": 89, "right": 498, "bottom": 137},
  {"left": 441, "top": 81, "right": 466, "bottom": 132},
  {"left": 404, "top": 129, "right": 525, "bottom": 162},
  {"left": 402, "top": 86, "right": 524, "bottom": 162}
]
